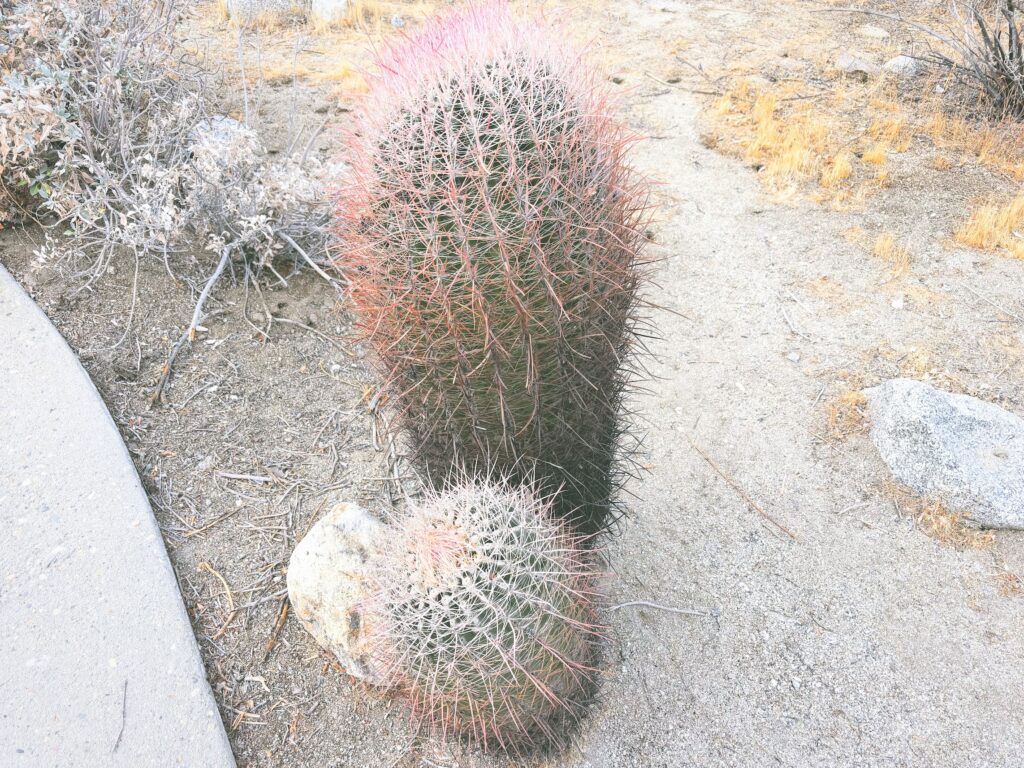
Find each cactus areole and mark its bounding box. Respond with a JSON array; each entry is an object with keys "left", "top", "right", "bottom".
[
  {"left": 368, "top": 480, "right": 603, "bottom": 753},
  {"left": 340, "top": 3, "right": 650, "bottom": 535}
]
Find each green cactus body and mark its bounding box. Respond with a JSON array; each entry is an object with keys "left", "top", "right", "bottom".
[
  {"left": 341, "top": 4, "right": 650, "bottom": 535},
  {"left": 368, "top": 480, "right": 602, "bottom": 753}
]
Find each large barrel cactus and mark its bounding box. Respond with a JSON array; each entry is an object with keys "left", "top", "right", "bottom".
[
  {"left": 339, "top": 3, "right": 650, "bottom": 535},
  {"left": 366, "top": 479, "right": 602, "bottom": 753}
]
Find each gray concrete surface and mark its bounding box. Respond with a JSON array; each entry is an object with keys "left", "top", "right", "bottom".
[{"left": 0, "top": 265, "right": 235, "bottom": 767}]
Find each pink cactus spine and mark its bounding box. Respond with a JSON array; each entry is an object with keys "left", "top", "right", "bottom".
[
  {"left": 338, "top": 2, "right": 652, "bottom": 536},
  {"left": 365, "top": 478, "right": 604, "bottom": 754}
]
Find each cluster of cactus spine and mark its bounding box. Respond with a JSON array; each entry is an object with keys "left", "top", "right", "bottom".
[
  {"left": 367, "top": 479, "right": 603, "bottom": 753},
  {"left": 340, "top": 2, "right": 650, "bottom": 536}
]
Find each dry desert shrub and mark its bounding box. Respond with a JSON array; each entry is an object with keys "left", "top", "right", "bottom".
[
  {"left": 1, "top": 0, "right": 340, "bottom": 397},
  {"left": 930, "top": 0, "right": 1024, "bottom": 119},
  {"left": 0, "top": 0, "right": 206, "bottom": 241},
  {"left": 2, "top": 0, "right": 334, "bottom": 284}
]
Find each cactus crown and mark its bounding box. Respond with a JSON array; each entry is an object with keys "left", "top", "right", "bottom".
[
  {"left": 368, "top": 479, "right": 603, "bottom": 754},
  {"left": 340, "top": 3, "right": 651, "bottom": 536}
]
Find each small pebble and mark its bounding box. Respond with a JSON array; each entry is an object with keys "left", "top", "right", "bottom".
[
  {"left": 857, "top": 24, "right": 889, "bottom": 39},
  {"left": 787, "top": 351, "right": 801, "bottom": 363}
]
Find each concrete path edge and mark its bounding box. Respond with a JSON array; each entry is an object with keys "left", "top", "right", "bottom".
[{"left": 0, "top": 265, "right": 235, "bottom": 767}]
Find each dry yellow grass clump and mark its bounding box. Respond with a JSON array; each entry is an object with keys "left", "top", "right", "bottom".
[
  {"left": 995, "top": 568, "right": 1024, "bottom": 597},
  {"left": 827, "top": 389, "right": 868, "bottom": 440},
  {"left": 885, "top": 482, "right": 994, "bottom": 550},
  {"left": 705, "top": 56, "right": 1024, "bottom": 213},
  {"left": 748, "top": 90, "right": 828, "bottom": 184},
  {"left": 861, "top": 143, "right": 887, "bottom": 165},
  {"left": 868, "top": 113, "right": 911, "bottom": 151},
  {"left": 842, "top": 227, "right": 911, "bottom": 277},
  {"left": 927, "top": 109, "right": 1024, "bottom": 181},
  {"left": 262, "top": 60, "right": 368, "bottom": 91},
  {"left": 820, "top": 153, "right": 853, "bottom": 187},
  {"left": 955, "top": 196, "right": 1024, "bottom": 259},
  {"left": 872, "top": 232, "right": 911, "bottom": 277},
  {"left": 709, "top": 78, "right": 915, "bottom": 205},
  {"left": 712, "top": 81, "right": 836, "bottom": 197}
]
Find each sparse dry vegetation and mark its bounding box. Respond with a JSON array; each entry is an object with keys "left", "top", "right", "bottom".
[
  {"left": 1, "top": 0, "right": 335, "bottom": 285},
  {"left": 826, "top": 389, "right": 869, "bottom": 440},
  {"left": 925, "top": 106, "right": 1024, "bottom": 178},
  {"left": 708, "top": 70, "right": 1024, "bottom": 210},
  {"left": 925, "top": 0, "right": 1024, "bottom": 119},
  {"left": 840, "top": 227, "right": 911, "bottom": 277},
  {"left": 708, "top": 78, "right": 921, "bottom": 206},
  {"left": 995, "top": 567, "right": 1024, "bottom": 595},
  {"left": 712, "top": 81, "right": 843, "bottom": 200},
  {"left": 703, "top": 0, "right": 1024, "bottom": 228},
  {"left": 872, "top": 232, "right": 912, "bottom": 277},
  {"left": 1, "top": 0, "right": 343, "bottom": 399},
  {"left": 885, "top": 482, "right": 995, "bottom": 550},
  {"left": 955, "top": 194, "right": 1024, "bottom": 257}
]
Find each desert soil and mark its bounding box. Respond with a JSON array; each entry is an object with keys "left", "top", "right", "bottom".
[{"left": 3, "top": 0, "right": 1024, "bottom": 766}]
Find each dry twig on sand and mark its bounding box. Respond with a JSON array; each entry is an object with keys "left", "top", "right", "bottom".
[{"left": 687, "top": 438, "right": 799, "bottom": 541}]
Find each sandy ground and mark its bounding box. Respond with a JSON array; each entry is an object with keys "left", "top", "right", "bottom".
[
  {"left": 3, "top": 0, "right": 1024, "bottom": 765},
  {"left": 586, "top": 3, "right": 1024, "bottom": 766}
]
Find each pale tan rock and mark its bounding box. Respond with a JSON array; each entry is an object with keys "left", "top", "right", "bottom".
[
  {"left": 287, "top": 503, "right": 389, "bottom": 685},
  {"left": 310, "top": 0, "right": 348, "bottom": 25}
]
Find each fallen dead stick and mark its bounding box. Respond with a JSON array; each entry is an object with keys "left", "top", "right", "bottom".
[
  {"left": 272, "top": 316, "right": 349, "bottom": 351},
  {"left": 199, "top": 561, "right": 238, "bottom": 640},
  {"left": 643, "top": 70, "right": 723, "bottom": 96},
  {"left": 959, "top": 281, "right": 1024, "bottom": 324},
  {"left": 218, "top": 472, "right": 275, "bottom": 484},
  {"left": 687, "top": 438, "right": 799, "bottom": 542},
  {"left": 276, "top": 230, "right": 348, "bottom": 288},
  {"left": 262, "top": 599, "right": 289, "bottom": 662},
  {"left": 184, "top": 504, "right": 246, "bottom": 538},
  {"left": 610, "top": 600, "right": 720, "bottom": 618},
  {"left": 150, "top": 245, "right": 232, "bottom": 405}
]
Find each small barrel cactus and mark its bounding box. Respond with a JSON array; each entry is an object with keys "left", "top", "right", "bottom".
[
  {"left": 366, "top": 480, "right": 603, "bottom": 754},
  {"left": 339, "top": 3, "right": 651, "bottom": 535}
]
